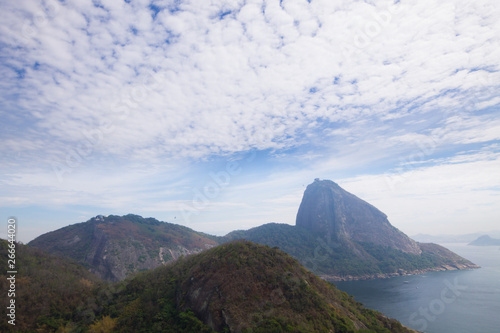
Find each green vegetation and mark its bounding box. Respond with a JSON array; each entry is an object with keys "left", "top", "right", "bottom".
[
  {"left": 361, "top": 242, "right": 445, "bottom": 273},
  {"left": 104, "top": 240, "right": 411, "bottom": 332},
  {"left": 225, "top": 223, "right": 477, "bottom": 279},
  {"left": 17, "top": 212, "right": 473, "bottom": 331},
  {"left": 28, "top": 214, "right": 220, "bottom": 281},
  {"left": 0, "top": 239, "right": 412, "bottom": 332},
  {"left": 29, "top": 214, "right": 476, "bottom": 283},
  {"left": 0, "top": 239, "right": 103, "bottom": 332}
]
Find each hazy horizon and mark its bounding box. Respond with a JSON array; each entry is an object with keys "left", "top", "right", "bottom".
[
  {"left": 5, "top": 202, "right": 500, "bottom": 244},
  {"left": 1, "top": 0, "right": 499, "bottom": 243}
]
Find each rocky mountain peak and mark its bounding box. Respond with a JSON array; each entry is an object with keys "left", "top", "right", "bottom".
[{"left": 296, "top": 179, "right": 422, "bottom": 255}]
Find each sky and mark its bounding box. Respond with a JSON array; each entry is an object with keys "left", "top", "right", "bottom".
[{"left": 0, "top": 0, "right": 499, "bottom": 243}]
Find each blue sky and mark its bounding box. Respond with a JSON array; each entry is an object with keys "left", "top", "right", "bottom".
[{"left": 1, "top": 0, "right": 499, "bottom": 243}]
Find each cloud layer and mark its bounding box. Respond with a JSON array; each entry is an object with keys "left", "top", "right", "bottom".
[{"left": 1, "top": 0, "right": 499, "bottom": 241}]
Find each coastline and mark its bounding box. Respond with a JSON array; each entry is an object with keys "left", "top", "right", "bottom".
[{"left": 320, "top": 262, "right": 481, "bottom": 282}]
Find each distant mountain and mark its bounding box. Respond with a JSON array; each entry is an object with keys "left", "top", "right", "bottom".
[
  {"left": 468, "top": 235, "right": 500, "bottom": 246},
  {"left": 28, "top": 214, "right": 219, "bottom": 281},
  {"left": 28, "top": 180, "right": 478, "bottom": 282},
  {"left": 106, "top": 240, "right": 416, "bottom": 332},
  {"left": 412, "top": 232, "right": 500, "bottom": 244},
  {"left": 227, "top": 179, "right": 478, "bottom": 280}
]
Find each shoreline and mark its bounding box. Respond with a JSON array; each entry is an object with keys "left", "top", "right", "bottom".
[{"left": 320, "top": 263, "right": 481, "bottom": 282}]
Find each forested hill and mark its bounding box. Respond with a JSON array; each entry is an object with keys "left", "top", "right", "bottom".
[
  {"left": 1, "top": 239, "right": 416, "bottom": 332},
  {"left": 0, "top": 239, "right": 102, "bottom": 332},
  {"left": 224, "top": 223, "right": 478, "bottom": 280},
  {"left": 86, "top": 240, "right": 417, "bottom": 332}
]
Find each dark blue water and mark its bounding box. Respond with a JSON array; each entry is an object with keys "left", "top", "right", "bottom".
[{"left": 335, "top": 244, "right": 500, "bottom": 333}]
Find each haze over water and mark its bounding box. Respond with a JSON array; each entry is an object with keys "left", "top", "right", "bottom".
[{"left": 335, "top": 244, "right": 500, "bottom": 333}]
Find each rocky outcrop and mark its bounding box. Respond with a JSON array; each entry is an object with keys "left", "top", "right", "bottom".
[
  {"left": 226, "top": 179, "right": 478, "bottom": 280},
  {"left": 296, "top": 179, "right": 421, "bottom": 255}
]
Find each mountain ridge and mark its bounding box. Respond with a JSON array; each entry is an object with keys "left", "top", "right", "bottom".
[
  {"left": 3, "top": 239, "right": 417, "bottom": 332},
  {"left": 28, "top": 214, "right": 219, "bottom": 281},
  {"left": 28, "top": 180, "right": 478, "bottom": 282}
]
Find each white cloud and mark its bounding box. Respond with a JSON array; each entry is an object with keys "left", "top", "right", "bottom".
[
  {"left": 2, "top": 0, "right": 498, "bottom": 165},
  {"left": 0, "top": 0, "right": 499, "bottom": 240},
  {"left": 340, "top": 148, "right": 500, "bottom": 235}
]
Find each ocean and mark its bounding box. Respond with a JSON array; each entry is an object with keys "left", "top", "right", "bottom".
[{"left": 334, "top": 244, "right": 500, "bottom": 333}]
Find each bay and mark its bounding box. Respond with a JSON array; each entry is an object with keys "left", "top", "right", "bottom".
[{"left": 334, "top": 244, "right": 500, "bottom": 333}]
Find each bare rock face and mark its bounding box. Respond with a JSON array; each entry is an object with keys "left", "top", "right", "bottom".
[
  {"left": 296, "top": 179, "right": 422, "bottom": 255},
  {"left": 28, "top": 214, "right": 218, "bottom": 281}
]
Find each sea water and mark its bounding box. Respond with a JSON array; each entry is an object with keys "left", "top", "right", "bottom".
[{"left": 334, "top": 244, "right": 500, "bottom": 333}]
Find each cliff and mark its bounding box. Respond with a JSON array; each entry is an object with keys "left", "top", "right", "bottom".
[
  {"left": 226, "top": 179, "right": 478, "bottom": 280},
  {"left": 296, "top": 179, "right": 421, "bottom": 255}
]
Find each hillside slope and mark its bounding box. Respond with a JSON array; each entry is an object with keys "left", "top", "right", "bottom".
[
  {"left": 28, "top": 214, "right": 219, "bottom": 281},
  {"left": 109, "top": 240, "right": 416, "bottom": 332},
  {"left": 1, "top": 239, "right": 416, "bottom": 332},
  {"left": 0, "top": 239, "right": 103, "bottom": 332}
]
